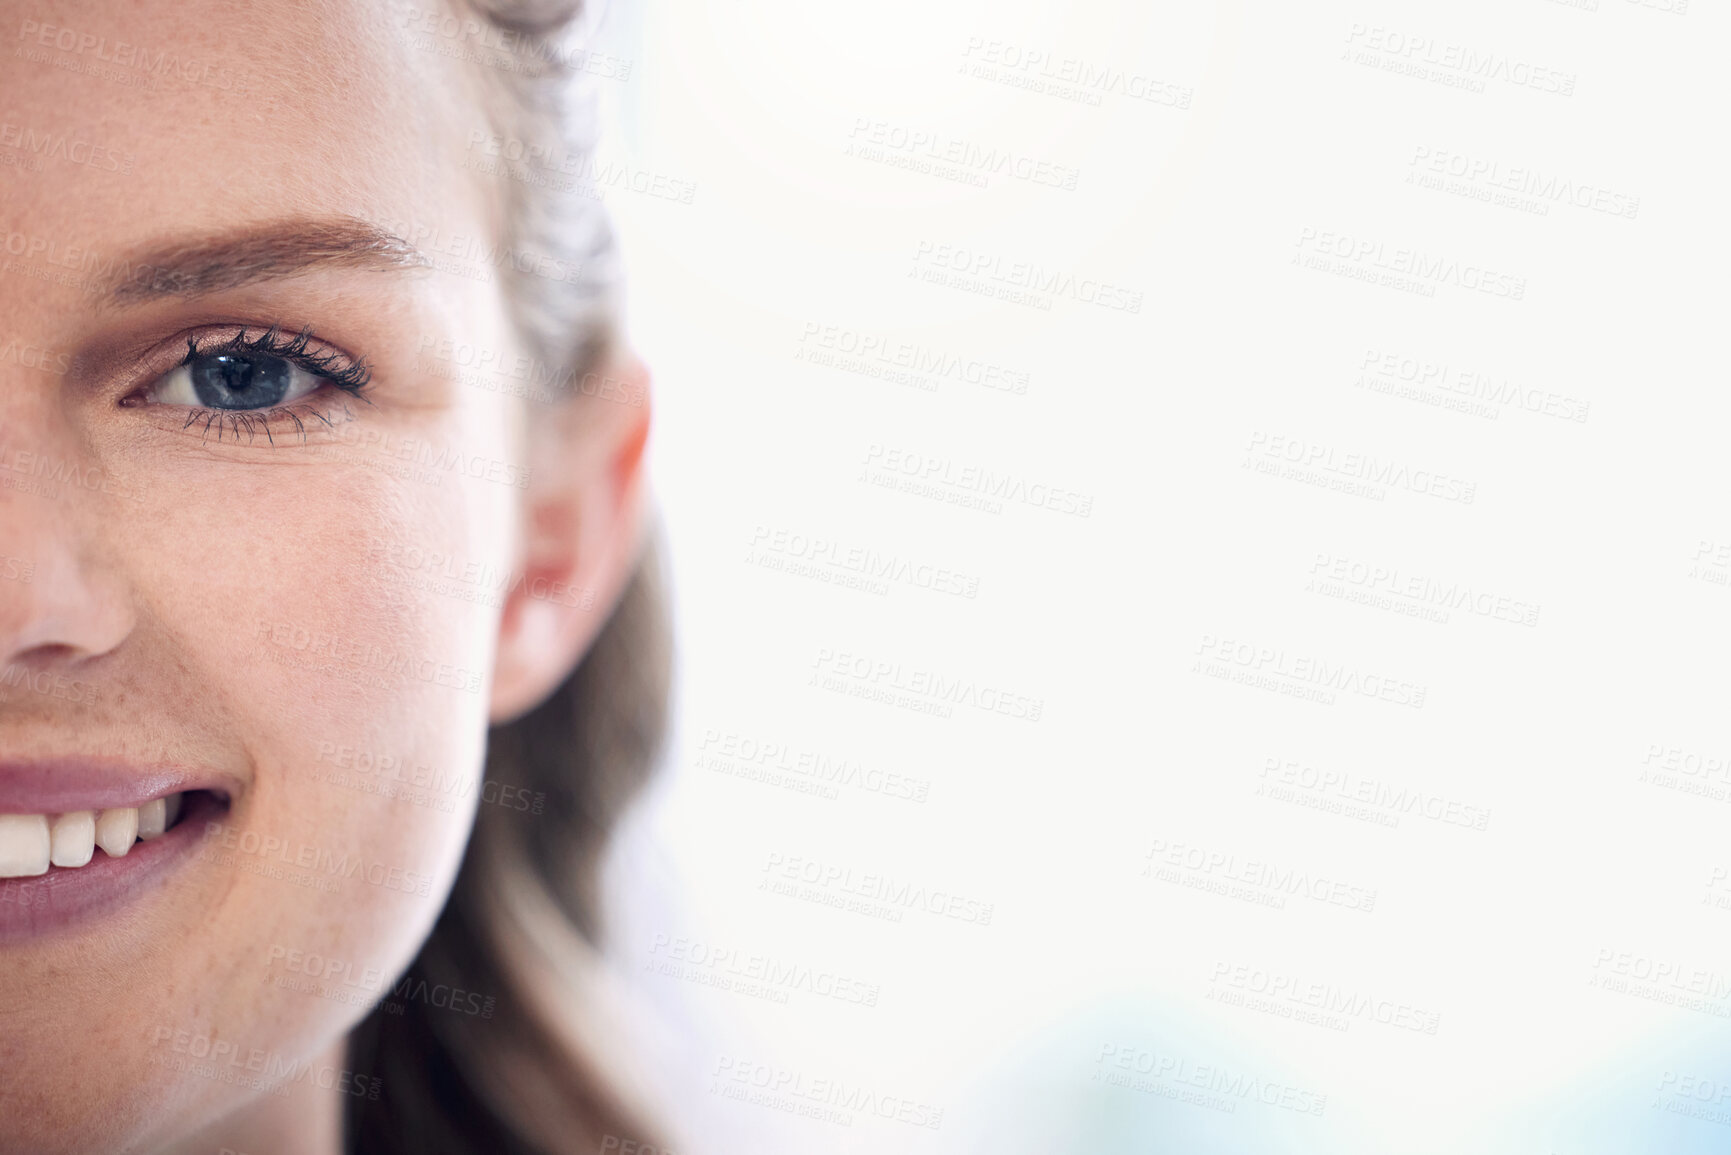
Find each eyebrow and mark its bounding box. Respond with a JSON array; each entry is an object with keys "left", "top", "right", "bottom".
[{"left": 101, "top": 218, "right": 431, "bottom": 306}]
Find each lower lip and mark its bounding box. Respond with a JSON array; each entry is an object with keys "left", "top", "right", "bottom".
[{"left": 0, "top": 792, "right": 228, "bottom": 943}]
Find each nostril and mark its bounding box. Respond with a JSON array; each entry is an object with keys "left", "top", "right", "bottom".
[
  {"left": 7, "top": 644, "right": 83, "bottom": 667},
  {"left": 0, "top": 649, "right": 107, "bottom": 706}
]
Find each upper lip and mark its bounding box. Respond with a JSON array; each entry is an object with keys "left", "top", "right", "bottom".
[{"left": 0, "top": 758, "right": 235, "bottom": 814}]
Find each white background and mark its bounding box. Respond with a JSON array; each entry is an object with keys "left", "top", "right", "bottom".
[{"left": 583, "top": 0, "right": 1730, "bottom": 1151}]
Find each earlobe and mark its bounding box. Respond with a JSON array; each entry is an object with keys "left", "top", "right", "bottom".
[{"left": 488, "top": 355, "right": 652, "bottom": 725}]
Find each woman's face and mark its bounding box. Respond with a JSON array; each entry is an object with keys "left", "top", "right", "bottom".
[{"left": 0, "top": 2, "right": 590, "bottom": 1149}]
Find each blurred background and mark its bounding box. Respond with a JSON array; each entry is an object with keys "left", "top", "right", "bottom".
[{"left": 577, "top": 1, "right": 1728, "bottom": 1151}]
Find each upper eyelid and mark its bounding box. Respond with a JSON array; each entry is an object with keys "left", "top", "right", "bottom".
[
  {"left": 129, "top": 324, "right": 374, "bottom": 403},
  {"left": 183, "top": 326, "right": 369, "bottom": 379}
]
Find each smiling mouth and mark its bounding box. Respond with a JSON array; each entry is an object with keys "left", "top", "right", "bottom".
[{"left": 0, "top": 790, "right": 227, "bottom": 876}]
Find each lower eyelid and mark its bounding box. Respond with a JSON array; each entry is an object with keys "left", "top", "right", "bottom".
[{"left": 148, "top": 395, "right": 358, "bottom": 446}]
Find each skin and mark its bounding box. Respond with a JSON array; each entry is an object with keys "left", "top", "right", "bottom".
[{"left": 0, "top": 1, "right": 652, "bottom": 1152}]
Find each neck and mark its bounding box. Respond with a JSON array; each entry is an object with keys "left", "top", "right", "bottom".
[{"left": 158, "top": 1033, "right": 350, "bottom": 1155}]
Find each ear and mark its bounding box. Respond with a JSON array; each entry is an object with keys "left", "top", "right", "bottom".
[{"left": 488, "top": 352, "right": 652, "bottom": 724}]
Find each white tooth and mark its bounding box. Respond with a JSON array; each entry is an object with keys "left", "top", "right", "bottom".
[
  {"left": 0, "top": 814, "right": 51, "bottom": 878},
  {"left": 95, "top": 807, "right": 139, "bottom": 858},
  {"left": 49, "top": 811, "right": 96, "bottom": 868},
  {"left": 137, "top": 797, "right": 167, "bottom": 841},
  {"left": 163, "top": 792, "right": 183, "bottom": 830}
]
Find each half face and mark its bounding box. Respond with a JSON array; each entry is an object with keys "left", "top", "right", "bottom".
[{"left": 0, "top": 1, "right": 534, "bottom": 1149}]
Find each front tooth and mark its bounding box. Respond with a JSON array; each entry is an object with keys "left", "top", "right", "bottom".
[
  {"left": 0, "top": 814, "right": 51, "bottom": 877},
  {"left": 95, "top": 807, "right": 139, "bottom": 858},
  {"left": 50, "top": 811, "right": 96, "bottom": 868},
  {"left": 137, "top": 797, "right": 167, "bottom": 841}
]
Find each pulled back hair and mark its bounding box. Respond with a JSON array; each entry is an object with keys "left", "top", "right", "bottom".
[{"left": 344, "top": 2, "right": 671, "bottom": 1150}]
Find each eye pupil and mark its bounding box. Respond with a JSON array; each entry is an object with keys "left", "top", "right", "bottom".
[{"left": 190, "top": 353, "right": 291, "bottom": 409}]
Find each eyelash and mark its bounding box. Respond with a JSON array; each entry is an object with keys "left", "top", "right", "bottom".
[{"left": 150, "top": 326, "right": 374, "bottom": 445}]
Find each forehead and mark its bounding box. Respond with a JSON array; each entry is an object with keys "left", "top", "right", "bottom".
[{"left": 2, "top": 0, "right": 492, "bottom": 274}]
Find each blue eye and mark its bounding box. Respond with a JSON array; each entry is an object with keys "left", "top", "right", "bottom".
[
  {"left": 144, "top": 329, "right": 372, "bottom": 414},
  {"left": 190, "top": 353, "right": 295, "bottom": 409},
  {"left": 151, "top": 352, "right": 321, "bottom": 411}
]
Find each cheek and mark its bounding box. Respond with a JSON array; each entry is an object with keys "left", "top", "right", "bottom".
[
  {"left": 106, "top": 421, "right": 520, "bottom": 1127},
  {"left": 163, "top": 459, "right": 510, "bottom": 894}
]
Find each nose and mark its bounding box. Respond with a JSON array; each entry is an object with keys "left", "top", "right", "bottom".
[{"left": 0, "top": 451, "right": 135, "bottom": 675}]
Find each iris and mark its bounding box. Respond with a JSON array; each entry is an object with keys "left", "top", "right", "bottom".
[{"left": 188, "top": 352, "right": 293, "bottom": 409}]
